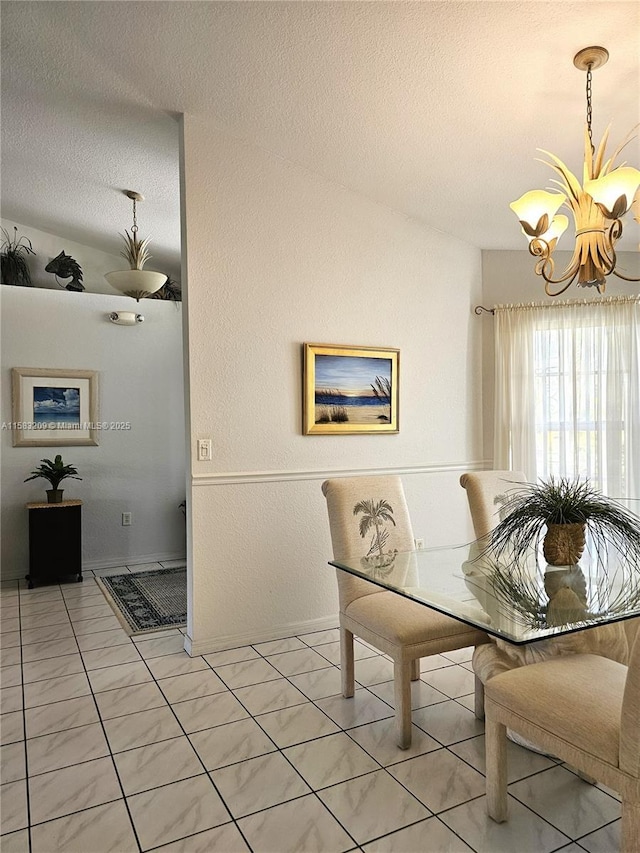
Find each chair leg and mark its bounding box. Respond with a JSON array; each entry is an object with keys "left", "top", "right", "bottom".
[
  {"left": 486, "top": 716, "right": 508, "bottom": 823},
  {"left": 394, "top": 660, "right": 412, "bottom": 750},
  {"left": 340, "top": 626, "right": 355, "bottom": 698},
  {"left": 621, "top": 798, "right": 640, "bottom": 853},
  {"left": 410, "top": 658, "right": 420, "bottom": 681},
  {"left": 474, "top": 673, "right": 485, "bottom": 720}
]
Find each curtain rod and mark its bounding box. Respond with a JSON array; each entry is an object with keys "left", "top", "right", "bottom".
[{"left": 475, "top": 295, "right": 640, "bottom": 315}]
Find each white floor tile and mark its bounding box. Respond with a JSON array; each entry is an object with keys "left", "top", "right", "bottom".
[
  {"left": 127, "top": 774, "right": 229, "bottom": 851},
  {"left": 22, "top": 638, "right": 78, "bottom": 662},
  {"left": 203, "top": 646, "right": 260, "bottom": 668},
  {"left": 388, "top": 748, "right": 486, "bottom": 812},
  {"left": 81, "top": 643, "right": 142, "bottom": 671},
  {"left": 256, "top": 702, "right": 340, "bottom": 748},
  {"left": 158, "top": 559, "right": 187, "bottom": 569},
  {"left": 288, "top": 666, "right": 343, "bottom": 700},
  {"left": 20, "top": 623, "right": 75, "bottom": 646},
  {"left": 147, "top": 652, "right": 209, "bottom": 680},
  {"left": 314, "top": 688, "right": 394, "bottom": 729},
  {"left": 368, "top": 678, "right": 448, "bottom": 710},
  {"left": 189, "top": 717, "right": 277, "bottom": 770},
  {"left": 252, "top": 637, "right": 307, "bottom": 655},
  {"left": 211, "top": 751, "right": 310, "bottom": 818},
  {"left": 114, "top": 735, "right": 202, "bottom": 795},
  {"left": 158, "top": 669, "right": 227, "bottom": 703},
  {"left": 266, "top": 647, "right": 333, "bottom": 677},
  {"left": 214, "top": 658, "right": 282, "bottom": 690},
  {"left": 450, "top": 734, "right": 557, "bottom": 783},
  {"left": 88, "top": 661, "right": 153, "bottom": 693},
  {"left": 353, "top": 655, "right": 396, "bottom": 686},
  {"left": 237, "top": 794, "right": 354, "bottom": 853},
  {"left": 28, "top": 756, "right": 121, "bottom": 824},
  {"left": 25, "top": 696, "right": 99, "bottom": 739},
  {"left": 318, "top": 768, "right": 430, "bottom": 845},
  {"left": 298, "top": 628, "right": 341, "bottom": 647},
  {"left": 103, "top": 705, "right": 183, "bottom": 753},
  {"left": 441, "top": 794, "right": 571, "bottom": 853},
  {"left": 315, "top": 640, "right": 379, "bottom": 665},
  {"left": 127, "top": 562, "right": 164, "bottom": 572},
  {"left": 73, "top": 616, "right": 122, "bottom": 636},
  {"left": 23, "top": 672, "right": 91, "bottom": 709},
  {"left": 75, "top": 629, "right": 132, "bottom": 651},
  {"left": 0, "top": 665, "right": 22, "bottom": 688},
  {"left": 1, "top": 742, "right": 27, "bottom": 784},
  {"left": 421, "top": 666, "right": 476, "bottom": 699},
  {"left": 412, "top": 698, "right": 484, "bottom": 745},
  {"left": 0, "top": 778, "right": 28, "bottom": 834},
  {"left": 30, "top": 799, "right": 138, "bottom": 853},
  {"left": 0, "top": 686, "right": 23, "bottom": 714},
  {"left": 134, "top": 634, "right": 186, "bottom": 658},
  {"left": 578, "top": 819, "right": 621, "bottom": 852},
  {"left": 508, "top": 765, "right": 621, "bottom": 838},
  {"left": 0, "top": 711, "right": 24, "bottom": 745},
  {"left": 171, "top": 691, "right": 249, "bottom": 734},
  {"left": 27, "top": 722, "right": 109, "bottom": 776},
  {"left": 232, "top": 678, "right": 308, "bottom": 716},
  {"left": 363, "top": 816, "right": 474, "bottom": 852},
  {"left": 153, "top": 823, "right": 250, "bottom": 852},
  {"left": 284, "top": 731, "right": 379, "bottom": 789},
  {"left": 347, "top": 718, "right": 440, "bottom": 766},
  {"left": 95, "top": 681, "right": 167, "bottom": 720},
  {"left": 1, "top": 648, "right": 21, "bottom": 667},
  {"left": 22, "top": 653, "right": 85, "bottom": 684},
  {"left": 0, "top": 828, "right": 29, "bottom": 852}
]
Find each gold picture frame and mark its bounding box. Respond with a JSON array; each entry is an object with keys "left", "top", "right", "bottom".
[
  {"left": 303, "top": 343, "right": 399, "bottom": 435},
  {"left": 11, "top": 367, "right": 99, "bottom": 447}
]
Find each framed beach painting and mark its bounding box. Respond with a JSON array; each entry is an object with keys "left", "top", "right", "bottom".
[
  {"left": 11, "top": 367, "right": 99, "bottom": 447},
  {"left": 303, "top": 343, "right": 399, "bottom": 435}
]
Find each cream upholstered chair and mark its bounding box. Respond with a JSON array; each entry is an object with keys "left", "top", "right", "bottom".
[
  {"left": 459, "top": 470, "right": 528, "bottom": 542},
  {"left": 322, "top": 475, "right": 488, "bottom": 749},
  {"left": 485, "top": 640, "right": 640, "bottom": 851}
]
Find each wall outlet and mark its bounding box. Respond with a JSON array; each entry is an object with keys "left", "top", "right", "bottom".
[
  {"left": 197, "top": 438, "right": 212, "bottom": 461},
  {"left": 122, "top": 512, "right": 132, "bottom": 526},
  {"left": 414, "top": 538, "right": 425, "bottom": 550}
]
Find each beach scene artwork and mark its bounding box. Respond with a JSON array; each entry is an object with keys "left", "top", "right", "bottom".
[
  {"left": 33, "top": 386, "right": 81, "bottom": 428},
  {"left": 314, "top": 354, "right": 393, "bottom": 426}
]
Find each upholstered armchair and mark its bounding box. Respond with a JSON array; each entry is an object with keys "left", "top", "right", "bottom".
[
  {"left": 485, "top": 641, "right": 640, "bottom": 851},
  {"left": 322, "top": 475, "right": 487, "bottom": 749}
]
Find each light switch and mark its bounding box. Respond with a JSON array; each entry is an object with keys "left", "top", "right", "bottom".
[{"left": 197, "top": 439, "right": 212, "bottom": 461}]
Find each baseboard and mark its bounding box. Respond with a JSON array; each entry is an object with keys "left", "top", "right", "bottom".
[
  {"left": 183, "top": 614, "right": 339, "bottom": 657},
  {"left": 82, "top": 552, "right": 187, "bottom": 571}
]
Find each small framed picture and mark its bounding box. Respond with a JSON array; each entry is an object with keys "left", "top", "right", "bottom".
[
  {"left": 11, "top": 367, "right": 99, "bottom": 446},
  {"left": 303, "top": 343, "right": 399, "bottom": 435}
]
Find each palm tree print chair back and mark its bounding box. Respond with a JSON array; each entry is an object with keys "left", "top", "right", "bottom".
[{"left": 322, "top": 476, "right": 415, "bottom": 609}]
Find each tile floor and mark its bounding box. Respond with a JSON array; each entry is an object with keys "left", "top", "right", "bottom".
[{"left": 0, "top": 570, "right": 623, "bottom": 853}]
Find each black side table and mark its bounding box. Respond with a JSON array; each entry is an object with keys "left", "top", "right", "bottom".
[{"left": 26, "top": 500, "right": 83, "bottom": 588}]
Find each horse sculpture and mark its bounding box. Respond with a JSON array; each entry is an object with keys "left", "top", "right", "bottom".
[{"left": 45, "top": 251, "right": 84, "bottom": 292}]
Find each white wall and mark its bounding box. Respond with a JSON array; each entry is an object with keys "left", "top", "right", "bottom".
[
  {"left": 1, "top": 285, "right": 186, "bottom": 578},
  {"left": 181, "top": 117, "right": 485, "bottom": 654},
  {"left": 480, "top": 249, "right": 640, "bottom": 462}
]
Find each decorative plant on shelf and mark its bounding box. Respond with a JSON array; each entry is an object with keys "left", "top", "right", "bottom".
[
  {"left": 25, "top": 455, "right": 82, "bottom": 504},
  {"left": 1, "top": 226, "right": 35, "bottom": 287},
  {"left": 488, "top": 476, "right": 640, "bottom": 569}
]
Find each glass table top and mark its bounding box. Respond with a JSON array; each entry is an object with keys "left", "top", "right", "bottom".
[{"left": 329, "top": 540, "right": 640, "bottom": 645}]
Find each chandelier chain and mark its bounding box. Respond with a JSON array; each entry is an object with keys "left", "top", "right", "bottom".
[
  {"left": 585, "top": 64, "right": 594, "bottom": 155},
  {"left": 131, "top": 198, "right": 138, "bottom": 235}
]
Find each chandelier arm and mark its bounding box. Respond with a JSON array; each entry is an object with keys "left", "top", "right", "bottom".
[
  {"left": 529, "top": 239, "right": 580, "bottom": 287},
  {"left": 611, "top": 269, "right": 640, "bottom": 283},
  {"left": 544, "top": 274, "right": 580, "bottom": 298}
]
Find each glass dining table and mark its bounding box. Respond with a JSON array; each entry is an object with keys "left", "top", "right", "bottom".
[{"left": 329, "top": 539, "right": 640, "bottom": 647}]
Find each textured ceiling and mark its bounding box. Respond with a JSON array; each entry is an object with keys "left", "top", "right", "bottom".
[{"left": 1, "top": 1, "right": 639, "bottom": 275}]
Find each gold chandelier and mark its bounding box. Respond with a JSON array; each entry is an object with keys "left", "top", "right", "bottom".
[{"left": 510, "top": 46, "right": 640, "bottom": 297}]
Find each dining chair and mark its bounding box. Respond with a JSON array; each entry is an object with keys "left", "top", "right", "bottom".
[
  {"left": 485, "top": 639, "right": 640, "bottom": 851},
  {"left": 322, "top": 475, "right": 488, "bottom": 749},
  {"left": 459, "top": 470, "right": 528, "bottom": 543}
]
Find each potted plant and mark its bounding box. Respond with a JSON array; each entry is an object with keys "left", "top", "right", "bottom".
[
  {"left": 488, "top": 476, "right": 640, "bottom": 568},
  {"left": 24, "top": 455, "right": 82, "bottom": 503},
  {"left": 1, "top": 226, "right": 35, "bottom": 287}
]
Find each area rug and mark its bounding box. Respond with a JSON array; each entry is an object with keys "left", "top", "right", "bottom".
[{"left": 96, "top": 567, "right": 187, "bottom": 636}]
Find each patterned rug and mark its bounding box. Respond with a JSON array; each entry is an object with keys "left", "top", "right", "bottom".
[{"left": 97, "top": 567, "right": 187, "bottom": 635}]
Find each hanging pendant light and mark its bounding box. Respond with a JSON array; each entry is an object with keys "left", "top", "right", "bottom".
[
  {"left": 510, "top": 47, "right": 640, "bottom": 297},
  {"left": 105, "top": 190, "right": 167, "bottom": 302}
]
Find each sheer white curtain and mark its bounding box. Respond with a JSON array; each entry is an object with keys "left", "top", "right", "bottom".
[{"left": 494, "top": 296, "right": 640, "bottom": 500}]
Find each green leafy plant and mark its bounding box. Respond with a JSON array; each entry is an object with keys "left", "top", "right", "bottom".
[
  {"left": 1, "top": 226, "right": 35, "bottom": 287},
  {"left": 488, "top": 476, "right": 640, "bottom": 570},
  {"left": 24, "top": 455, "right": 82, "bottom": 490}
]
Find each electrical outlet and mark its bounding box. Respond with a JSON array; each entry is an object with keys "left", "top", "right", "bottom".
[
  {"left": 414, "top": 538, "right": 425, "bottom": 550},
  {"left": 122, "top": 512, "right": 132, "bottom": 526},
  {"left": 197, "top": 438, "right": 212, "bottom": 461}
]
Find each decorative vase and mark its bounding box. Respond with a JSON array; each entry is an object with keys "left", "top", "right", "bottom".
[
  {"left": 46, "top": 489, "right": 64, "bottom": 504},
  {"left": 543, "top": 522, "right": 586, "bottom": 566}
]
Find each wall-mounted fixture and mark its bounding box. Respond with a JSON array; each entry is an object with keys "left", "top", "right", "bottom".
[
  {"left": 108, "top": 311, "right": 144, "bottom": 326},
  {"left": 510, "top": 46, "right": 640, "bottom": 297},
  {"left": 105, "top": 190, "right": 167, "bottom": 302}
]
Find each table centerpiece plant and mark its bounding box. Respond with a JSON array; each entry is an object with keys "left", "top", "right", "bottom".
[
  {"left": 487, "top": 476, "right": 640, "bottom": 570},
  {"left": 24, "top": 454, "right": 82, "bottom": 503}
]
